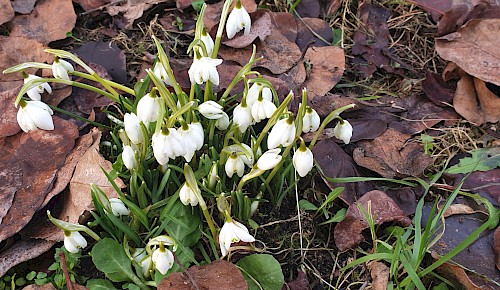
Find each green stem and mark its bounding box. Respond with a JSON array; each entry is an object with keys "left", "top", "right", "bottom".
[
  {"left": 211, "top": 0, "right": 233, "bottom": 58},
  {"left": 308, "top": 104, "right": 355, "bottom": 149},
  {"left": 202, "top": 207, "right": 217, "bottom": 240},
  {"left": 72, "top": 71, "right": 136, "bottom": 96}
]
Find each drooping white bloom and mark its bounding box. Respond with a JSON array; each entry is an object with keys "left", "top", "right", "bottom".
[
  {"left": 17, "top": 100, "right": 54, "bottom": 132},
  {"left": 52, "top": 58, "right": 74, "bottom": 81},
  {"left": 124, "top": 113, "right": 143, "bottom": 144},
  {"left": 137, "top": 92, "right": 161, "bottom": 123},
  {"left": 179, "top": 182, "right": 199, "bottom": 207},
  {"left": 153, "top": 62, "right": 173, "bottom": 86},
  {"left": 219, "top": 220, "right": 255, "bottom": 257},
  {"left": 233, "top": 103, "right": 253, "bottom": 133},
  {"left": 246, "top": 83, "right": 272, "bottom": 107},
  {"left": 122, "top": 145, "right": 138, "bottom": 170},
  {"left": 188, "top": 55, "right": 223, "bottom": 86},
  {"left": 215, "top": 112, "right": 230, "bottom": 130},
  {"left": 109, "top": 198, "right": 130, "bottom": 216},
  {"left": 152, "top": 247, "right": 175, "bottom": 275},
  {"left": 198, "top": 101, "right": 225, "bottom": 119},
  {"left": 267, "top": 117, "right": 296, "bottom": 149},
  {"left": 302, "top": 107, "right": 320, "bottom": 133},
  {"left": 225, "top": 154, "right": 245, "bottom": 178},
  {"left": 251, "top": 98, "right": 276, "bottom": 123},
  {"left": 64, "top": 231, "right": 87, "bottom": 253},
  {"left": 200, "top": 29, "right": 214, "bottom": 57},
  {"left": 177, "top": 122, "right": 204, "bottom": 162},
  {"left": 293, "top": 147, "right": 314, "bottom": 177},
  {"left": 226, "top": 0, "right": 251, "bottom": 39},
  {"left": 334, "top": 120, "right": 353, "bottom": 144},
  {"left": 257, "top": 149, "right": 282, "bottom": 170},
  {"left": 152, "top": 128, "right": 186, "bottom": 165},
  {"left": 23, "top": 74, "right": 52, "bottom": 101},
  {"left": 239, "top": 143, "right": 254, "bottom": 167},
  {"left": 132, "top": 248, "right": 152, "bottom": 278},
  {"left": 208, "top": 163, "right": 218, "bottom": 189}
]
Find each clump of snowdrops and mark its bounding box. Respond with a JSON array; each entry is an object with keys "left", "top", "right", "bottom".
[{"left": 4, "top": 0, "right": 353, "bottom": 287}]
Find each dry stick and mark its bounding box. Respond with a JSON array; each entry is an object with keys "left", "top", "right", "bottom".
[
  {"left": 59, "top": 252, "right": 75, "bottom": 290},
  {"left": 173, "top": 254, "right": 200, "bottom": 290}
]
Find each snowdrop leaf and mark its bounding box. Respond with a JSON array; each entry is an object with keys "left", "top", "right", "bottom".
[
  {"left": 86, "top": 279, "right": 118, "bottom": 290},
  {"left": 237, "top": 254, "right": 284, "bottom": 290}
]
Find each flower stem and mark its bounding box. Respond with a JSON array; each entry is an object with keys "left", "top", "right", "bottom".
[
  {"left": 72, "top": 71, "right": 136, "bottom": 96},
  {"left": 308, "top": 104, "right": 355, "bottom": 149}
]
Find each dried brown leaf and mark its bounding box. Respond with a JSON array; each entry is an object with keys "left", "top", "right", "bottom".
[
  {"left": 295, "top": 0, "right": 320, "bottom": 18},
  {"left": 106, "top": 1, "right": 164, "bottom": 29},
  {"left": 0, "top": 146, "right": 22, "bottom": 224},
  {"left": 23, "top": 284, "right": 58, "bottom": 290},
  {"left": 454, "top": 75, "right": 500, "bottom": 125},
  {"left": 0, "top": 86, "right": 23, "bottom": 137},
  {"left": 436, "top": 19, "right": 500, "bottom": 86},
  {"left": 11, "top": 0, "right": 37, "bottom": 14},
  {"left": 295, "top": 18, "right": 333, "bottom": 52},
  {"left": 269, "top": 12, "right": 297, "bottom": 43},
  {"left": 0, "top": 239, "right": 55, "bottom": 277},
  {"left": 334, "top": 190, "right": 411, "bottom": 251},
  {"left": 0, "top": 0, "right": 14, "bottom": 25},
  {"left": 9, "top": 0, "right": 76, "bottom": 44},
  {"left": 443, "top": 203, "right": 475, "bottom": 217},
  {"left": 368, "top": 261, "right": 389, "bottom": 290},
  {"left": 301, "top": 46, "right": 344, "bottom": 98},
  {"left": 74, "top": 0, "right": 108, "bottom": 12},
  {"left": 431, "top": 252, "right": 482, "bottom": 290},
  {"left": 285, "top": 270, "right": 310, "bottom": 290},
  {"left": 422, "top": 71, "right": 455, "bottom": 106},
  {"left": 158, "top": 260, "right": 247, "bottom": 290}
]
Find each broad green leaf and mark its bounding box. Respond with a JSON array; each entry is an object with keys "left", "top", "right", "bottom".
[
  {"left": 319, "top": 208, "right": 347, "bottom": 225},
  {"left": 237, "top": 254, "right": 284, "bottom": 290},
  {"left": 91, "top": 238, "right": 136, "bottom": 283},
  {"left": 445, "top": 147, "right": 500, "bottom": 174},
  {"left": 163, "top": 200, "right": 201, "bottom": 247},
  {"left": 298, "top": 199, "right": 318, "bottom": 211},
  {"left": 86, "top": 279, "right": 118, "bottom": 290}
]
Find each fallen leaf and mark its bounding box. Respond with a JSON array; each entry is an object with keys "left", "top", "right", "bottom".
[
  {"left": 0, "top": 118, "right": 78, "bottom": 242},
  {"left": 9, "top": 0, "right": 77, "bottom": 44},
  {"left": 301, "top": 46, "right": 345, "bottom": 98},
  {"left": 334, "top": 190, "right": 411, "bottom": 251},
  {"left": 204, "top": 0, "right": 257, "bottom": 33},
  {"left": 431, "top": 252, "right": 482, "bottom": 290},
  {"left": 385, "top": 187, "right": 420, "bottom": 216},
  {"left": 23, "top": 284, "right": 58, "bottom": 290},
  {"left": 106, "top": 0, "right": 168, "bottom": 30},
  {"left": 295, "top": 18, "right": 334, "bottom": 52},
  {"left": 73, "top": 62, "right": 116, "bottom": 114},
  {"left": 353, "top": 128, "right": 433, "bottom": 178},
  {"left": 368, "top": 261, "right": 389, "bottom": 290},
  {"left": 0, "top": 239, "right": 55, "bottom": 277},
  {"left": 11, "top": 0, "right": 37, "bottom": 14},
  {"left": 284, "top": 270, "right": 310, "bottom": 290},
  {"left": 223, "top": 10, "right": 272, "bottom": 49},
  {"left": 74, "top": 0, "right": 108, "bottom": 12},
  {"left": 303, "top": 119, "right": 387, "bottom": 143},
  {"left": 0, "top": 86, "right": 23, "bottom": 137},
  {"left": 448, "top": 169, "right": 500, "bottom": 204},
  {"left": 421, "top": 70, "right": 455, "bottom": 106},
  {"left": 176, "top": 0, "right": 193, "bottom": 10},
  {"left": 158, "top": 260, "right": 247, "bottom": 290},
  {"left": 269, "top": 12, "right": 297, "bottom": 43},
  {"left": 0, "top": 148, "right": 23, "bottom": 224},
  {"left": 495, "top": 227, "right": 500, "bottom": 270},
  {"left": 0, "top": 0, "right": 14, "bottom": 25},
  {"left": 436, "top": 19, "right": 500, "bottom": 86},
  {"left": 59, "top": 129, "right": 124, "bottom": 223},
  {"left": 295, "top": 0, "right": 320, "bottom": 18},
  {"left": 406, "top": 0, "right": 453, "bottom": 21},
  {"left": 323, "top": 0, "right": 342, "bottom": 17},
  {"left": 443, "top": 203, "right": 475, "bottom": 217},
  {"left": 437, "top": 2, "right": 500, "bottom": 36}
]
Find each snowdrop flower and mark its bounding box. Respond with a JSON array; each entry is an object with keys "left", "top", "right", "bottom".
[
  {"left": 251, "top": 97, "right": 276, "bottom": 123},
  {"left": 302, "top": 107, "right": 320, "bottom": 133},
  {"left": 132, "top": 248, "right": 152, "bottom": 278},
  {"left": 109, "top": 198, "right": 130, "bottom": 216},
  {"left": 152, "top": 246, "right": 175, "bottom": 275},
  {"left": 334, "top": 120, "right": 353, "bottom": 144},
  {"left": 122, "top": 145, "right": 138, "bottom": 170},
  {"left": 215, "top": 112, "right": 230, "bottom": 130},
  {"left": 188, "top": 50, "right": 223, "bottom": 86},
  {"left": 179, "top": 182, "right": 199, "bottom": 206},
  {"left": 257, "top": 149, "right": 282, "bottom": 170},
  {"left": 52, "top": 57, "right": 74, "bottom": 80},
  {"left": 23, "top": 73, "right": 52, "bottom": 101},
  {"left": 177, "top": 122, "right": 204, "bottom": 162},
  {"left": 293, "top": 145, "right": 314, "bottom": 177},
  {"left": 225, "top": 154, "right": 245, "bottom": 178},
  {"left": 17, "top": 100, "right": 54, "bottom": 132},
  {"left": 200, "top": 28, "right": 214, "bottom": 56},
  {"left": 198, "top": 101, "right": 225, "bottom": 119},
  {"left": 153, "top": 62, "right": 174, "bottom": 86},
  {"left": 267, "top": 117, "right": 296, "bottom": 149},
  {"left": 233, "top": 102, "right": 253, "bottom": 132},
  {"left": 64, "top": 231, "right": 87, "bottom": 253},
  {"left": 124, "top": 113, "right": 143, "bottom": 144},
  {"left": 137, "top": 92, "right": 161, "bottom": 123},
  {"left": 152, "top": 128, "right": 186, "bottom": 165},
  {"left": 207, "top": 163, "right": 218, "bottom": 189},
  {"left": 226, "top": 0, "right": 251, "bottom": 39},
  {"left": 219, "top": 219, "right": 255, "bottom": 257},
  {"left": 246, "top": 83, "right": 272, "bottom": 107}
]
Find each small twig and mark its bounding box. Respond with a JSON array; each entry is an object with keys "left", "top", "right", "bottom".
[
  {"left": 173, "top": 254, "right": 200, "bottom": 290},
  {"left": 59, "top": 252, "right": 74, "bottom": 290}
]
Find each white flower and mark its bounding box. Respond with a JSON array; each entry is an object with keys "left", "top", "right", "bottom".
[
  {"left": 137, "top": 92, "right": 161, "bottom": 124},
  {"left": 188, "top": 55, "right": 223, "bottom": 86},
  {"left": 239, "top": 143, "right": 254, "bottom": 167},
  {"left": 302, "top": 107, "right": 320, "bottom": 133},
  {"left": 23, "top": 74, "right": 52, "bottom": 101},
  {"left": 226, "top": 1, "right": 251, "bottom": 39},
  {"left": 200, "top": 30, "right": 214, "bottom": 56},
  {"left": 122, "top": 145, "right": 138, "bottom": 170},
  {"left": 152, "top": 128, "right": 186, "bottom": 165},
  {"left": 179, "top": 182, "right": 199, "bottom": 207},
  {"left": 109, "top": 198, "right": 130, "bottom": 216},
  {"left": 219, "top": 220, "right": 255, "bottom": 257},
  {"left": 198, "top": 101, "right": 225, "bottom": 119},
  {"left": 257, "top": 149, "right": 282, "bottom": 170},
  {"left": 251, "top": 98, "right": 276, "bottom": 123},
  {"left": 267, "top": 117, "right": 296, "bottom": 149},
  {"left": 153, "top": 62, "right": 173, "bottom": 86},
  {"left": 215, "top": 112, "right": 230, "bottom": 130},
  {"left": 233, "top": 103, "right": 253, "bottom": 133},
  {"left": 52, "top": 58, "right": 74, "bottom": 80},
  {"left": 64, "top": 231, "right": 87, "bottom": 253},
  {"left": 152, "top": 247, "right": 175, "bottom": 275},
  {"left": 177, "top": 122, "right": 204, "bottom": 162},
  {"left": 17, "top": 100, "right": 54, "bottom": 132},
  {"left": 293, "top": 147, "right": 314, "bottom": 177},
  {"left": 124, "top": 113, "right": 144, "bottom": 144},
  {"left": 208, "top": 163, "right": 218, "bottom": 189},
  {"left": 225, "top": 154, "right": 245, "bottom": 178},
  {"left": 132, "top": 248, "right": 152, "bottom": 278},
  {"left": 246, "top": 83, "right": 272, "bottom": 107},
  {"left": 334, "top": 120, "right": 353, "bottom": 144}
]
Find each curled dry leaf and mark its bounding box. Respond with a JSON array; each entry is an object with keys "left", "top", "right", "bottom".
[
  {"left": 495, "top": 227, "right": 500, "bottom": 271},
  {"left": 431, "top": 252, "right": 482, "bottom": 290},
  {"left": 285, "top": 270, "right": 310, "bottom": 290},
  {"left": 454, "top": 75, "right": 500, "bottom": 124},
  {"left": 443, "top": 203, "right": 475, "bottom": 217},
  {"left": 421, "top": 70, "right": 455, "bottom": 106},
  {"left": 22, "top": 284, "right": 58, "bottom": 290},
  {"left": 368, "top": 261, "right": 389, "bottom": 290},
  {"left": 8, "top": 0, "right": 77, "bottom": 44},
  {"left": 0, "top": 86, "right": 23, "bottom": 137},
  {"left": 436, "top": 19, "right": 500, "bottom": 86},
  {"left": 0, "top": 0, "right": 14, "bottom": 25},
  {"left": 0, "top": 117, "right": 78, "bottom": 242},
  {"left": 269, "top": 12, "right": 297, "bottom": 43},
  {"left": 334, "top": 190, "right": 411, "bottom": 251},
  {"left": 11, "top": 0, "right": 37, "bottom": 14},
  {"left": 158, "top": 260, "right": 247, "bottom": 290},
  {"left": 106, "top": 0, "right": 168, "bottom": 29},
  {"left": 0, "top": 239, "right": 55, "bottom": 277},
  {"left": 73, "top": 0, "right": 108, "bottom": 12},
  {"left": 437, "top": 2, "right": 500, "bottom": 36},
  {"left": 295, "top": 18, "right": 334, "bottom": 52},
  {"left": 294, "top": 0, "right": 320, "bottom": 18}
]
